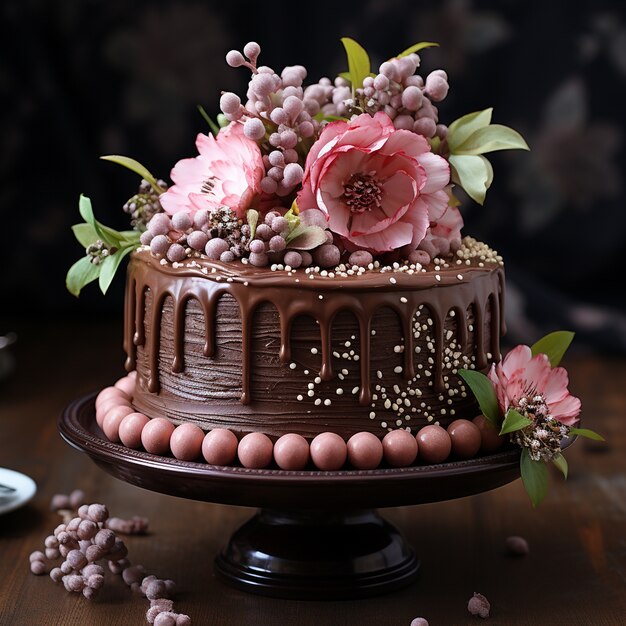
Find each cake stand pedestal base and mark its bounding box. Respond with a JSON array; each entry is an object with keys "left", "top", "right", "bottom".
[{"left": 215, "top": 508, "right": 418, "bottom": 599}]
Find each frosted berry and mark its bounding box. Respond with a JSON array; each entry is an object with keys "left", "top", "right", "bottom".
[
  {"left": 283, "top": 251, "right": 302, "bottom": 268},
  {"left": 219, "top": 250, "right": 235, "bottom": 263},
  {"left": 249, "top": 239, "right": 265, "bottom": 254},
  {"left": 204, "top": 238, "right": 229, "bottom": 260},
  {"left": 244, "top": 117, "right": 266, "bottom": 141},
  {"left": 187, "top": 230, "right": 208, "bottom": 251},
  {"left": 348, "top": 250, "right": 373, "bottom": 267},
  {"left": 255, "top": 224, "right": 272, "bottom": 241},
  {"left": 225, "top": 50, "right": 245, "bottom": 68},
  {"left": 148, "top": 213, "right": 171, "bottom": 236},
  {"left": 171, "top": 211, "right": 192, "bottom": 231},
  {"left": 269, "top": 235, "right": 286, "bottom": 252},
  {"left": 270, "top": 216, "right": 288, "bottom": 233},
  {"left": 249, "top": 251, "right": 269, "bottom": 267},
  {"left": 313, "top": 244, "right": 340, "bottom": 268},
  {"left": 150, "top": 235, "right": 170, "bottom": 256},
  {"left": 166, "top": 243, "right": 186, "bottom": 263},
  {"left": 467, "top": 592, "right": 490, "bottom": 618},
  {"left": 140, "top": 231, "right": 153, "bottom": 246}
]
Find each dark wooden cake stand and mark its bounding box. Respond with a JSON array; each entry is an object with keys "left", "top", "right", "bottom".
[{"left": 59, "top": 393, "right": 524, "bottom": 600}]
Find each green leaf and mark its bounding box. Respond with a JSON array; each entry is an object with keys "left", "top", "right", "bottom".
[
  {"left": 480, "top": 155, "right": 494, "bottom": 188},
  {"left": 569, "top": 428, "right": 605, "bottom": 442},
  {"left": 531, "top": 331, "right": 575, "bottom": 367},
  {"left": 396, "top": 41, "right": 439, "bottom": 57},
  {"left": 453, "top": 124, "right": 530, "bottom": 155},
  {"left": 79, "top": 195, "right": 110, "bottom": 244},
  {"left": 449, "top": 154, "right": 491, "bottom": 205},
  {"left": 72, "top": 223, "right": 99, "bottom": 247},
  {"left": 98, "top": 246, "right": 133, "bottom": 295},
  {"left": 338, "top": 71, "right": 352, "bottom": 83},
  {"left": 520, "top": 449, "right": 549, "bottom": 507},
  {"left": 118, "top": 230, "right": 141, "bottom": 246},
  {"left": 457, "top": 369, "right": 501, "bottom": 427},
  {"left": 552, "top": 453, "right": 568, "bottom": 479},
  {"left": 100, "top": 155, "right": 164, "bottom": 194},
  {"left": 286, "top": 225, "right": 328, "bottom": 250},
  {"left": 197, "top": 105, "right": 220, "bottom": 136},
  {"left": 66, "top": 256, "right": 101, "bottom": 297},
  {"left": 499, "top": 408, "right": 533, "bottom": 435},
  {"left": 447, "top": 109, "right": 493, "bottom": 152},
  {"left": 247, "top": 209, "right": 259, "bottom": 240},
  {"left": 340, "top": 37, "right": 371, "bottom": 93}
]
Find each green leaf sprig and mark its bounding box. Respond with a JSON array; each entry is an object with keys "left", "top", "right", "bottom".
[
  {"left": 66, "top": 195, "right": 140, "bottom": 297},
  {"left": 446, "top": 108, "right": 529, "bottom": 205},
  {"left": 100, "top": 156, "right": 166, "bottom": 195}
]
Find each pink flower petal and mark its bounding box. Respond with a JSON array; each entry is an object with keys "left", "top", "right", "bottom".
[
  {"left": 542, "top": 366, "right": 571, "bottom": 404},
  {"left": 501, "top": 345, "right": 533, "bottom": 379},
  {"left": 416, "top": 152, "right": 451, "bottom": 194},
  {"left": 347, "top": 220, "right": 414, "bottom": 251},
  {"left": 380, "top": 171, "right": 416, "bottom": 218},
  {"left": 549, "top": 395, "right": 581, "bottom": 425}
]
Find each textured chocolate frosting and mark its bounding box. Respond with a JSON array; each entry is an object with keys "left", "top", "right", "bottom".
[{"left": 125, "top": 248, "right": 505, "bottom": 440}]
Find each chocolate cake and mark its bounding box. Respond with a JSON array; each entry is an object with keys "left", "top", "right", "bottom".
[{"left": 125, "top": 240, "right": 504, "bottom": 441}]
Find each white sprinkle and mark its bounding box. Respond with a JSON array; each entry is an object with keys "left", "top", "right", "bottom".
[
  {"left": 371, "top": 330, "right": 376, "bottom": 336},
  {"left": 315, "top": 376, "right": 322, "bottom": 384},
  {"left": 369, "top": 412, "right": 376, "bottom": 419},
  {"left": 289, "top": 362, "right": 297, "bottom": 370},
  {"left": 400, "top": 296, "right": 408, "bottom": 303},
  {"left": 318, "top": 295, "right": 323, "bottom": 300},
  {"left": 457, "top": 274, "right": 463, "bottom": 280},
  {"left": 336, "top": 388, "right": 344, "bottom": 395},
  {"left": 352, "top": 386, "right": 359, "bottom": 395},
  {"left": 389, "top": 277, "right": 397, "bottom": 284},
  {"left": 314, "top": 398, "right": 322, "bottom": 406},
  {"left": 311, "top": 348, "right": 318, "bottom": 354},
  {"left": 308, "top": 390, "right": 315, "bottom": 397},
  {"left": 324, "top": 398, "right": 331, "bottom": 406},
  {"left": 381, "top": 421, "right": 387, "bottom": 428},
  {"left": 394, "top": 366, "right": 403, "bottom": 374},
  {"left": 296, "top": 394, "right": 303, "bottom": 401},
  {"left": 384, "top": 399, "right": 391, "bottom": 409},
  {"left": 435, "top": 274, "right": 441, "bottom": 282}
]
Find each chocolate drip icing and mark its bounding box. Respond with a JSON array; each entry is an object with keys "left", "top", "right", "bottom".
[{"left": 125, "top": 250, "right": 505, "bottom": 439}]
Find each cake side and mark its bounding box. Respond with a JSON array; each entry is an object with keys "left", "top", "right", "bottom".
[{"left": 127, "top": 244, "right": 504, "bottom": 439}]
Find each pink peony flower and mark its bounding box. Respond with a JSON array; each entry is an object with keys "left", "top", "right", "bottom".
[
  {"left": 488, "top": 345, "right": 581, "bottom": 425},
  {"left": 296, "top": 112, "right": 450, "bottom": 253},
  {"left": 160, "top": 123, "right": 264, "bottom": 218}
]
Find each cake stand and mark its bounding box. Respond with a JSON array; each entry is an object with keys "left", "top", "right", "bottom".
[{"left": 60, "top": 393, "right": 527, "bottom": 600}]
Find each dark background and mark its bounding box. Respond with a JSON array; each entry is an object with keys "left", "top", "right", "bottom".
[{"left": 1, "top": 0, "right": 625, "bottom": 352}]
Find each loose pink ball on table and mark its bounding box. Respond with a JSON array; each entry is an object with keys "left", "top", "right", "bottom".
[
  {"left": 273, "top": 433, "right": 310, "bottom": 470},
  {"left": 347, "top": 432, "right": 383, "bottom": 470},
  {"left": 141, "top": 418, "right": 175, "bottom": 455},
  {"left": 102, "top": 405, "right": 135, "bottom": 442},
  {"left": 416, "top": 425, "right": 452, "bottom": 464},
  {"left": 310, "top": 432, "right": 347, "bottom": 470},
  {"left": 382, "top": 429, "right": 419, "bottom": 467},
  {"left": 202, "top": 429, "right": 238, "bottom": 465},
  {"left": 169, "top": 423, "right": 204, "bottom": 461},
  {"left": 447, "top": 419, "right": 482, "bottom": 459},
  {"left": 238, "top": 432, "right": 273, "bottom": 469},
  {"left": 118, "top": 412, "right": 150, "bottom": 448},
  {"left": 473, "top": 415, "right": 506, "bottom": 453}
]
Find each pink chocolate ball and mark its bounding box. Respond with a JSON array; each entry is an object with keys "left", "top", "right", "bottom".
[
  {"left": 310, "top": 432, "right": 347, "bottom": 471},
  {"left": 141, "top": 418, "right": 175, "bottom": 455},
  {"left": 102, "top": 405, "right": 135, "bottom": 442},
  {"left": 238, "top": 433, "right": 274, "bottom": 469},
  {"left": 447, "top": 419, "right": 482, "bottom": 459},
  {"left": 96, "top": 386, "right": 129, "bottom": 411},
  {"left": 114, "top": 376, "right": 135, "bottom": 397},
  {"left": 118, "top": 413, "right": 150, "bottom": 449},
  {"left": 347, "top": 432, "right": 383, "bottom": 470},
  {"left": 202, "top": 429, "right": 238, "bottom": 466},
  {"left": 473, "top": 415, "right": 506, "bottom": 453},
  {"left": 382, "top": 429, "right": 419, "bottom": 467},
  {"left": 416, "top": 425, "right": 452, "bottom": 464},
  {"left": 170, "top": 423, "right": 205, "bottom": 461},
  {"left": 273, "top": 434, "right": 310, "bottom": 470}
]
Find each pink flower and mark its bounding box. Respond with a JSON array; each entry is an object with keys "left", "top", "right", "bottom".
[
  {"left": 160, "top": 123, "right": 264, "bottom": 218},
  {"left": 488, "top": 345, "right": 581, "bottom": 425},
  {"left": 296, "top": 112, "right": 450, "bottom": 253}
]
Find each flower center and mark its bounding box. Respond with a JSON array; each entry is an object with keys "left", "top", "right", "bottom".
[
  {"left": 201, "top": 176, "right": 216, "bottom": 195},
  {"left": 516, "top": 394, "right": 550, "bottom": 418},
  {"left": 343, "top": 172, "right": 383, "bottom": 214}
]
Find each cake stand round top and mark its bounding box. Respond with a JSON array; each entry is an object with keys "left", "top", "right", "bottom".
[{"left": 59, "top": 393, "right": 524, "bottom": 510}]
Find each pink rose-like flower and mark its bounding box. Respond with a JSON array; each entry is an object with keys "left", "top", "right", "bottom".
[
  {"left": 297, "top": 112, "right": 450, "bottom": 253},
  {"left": 419, "top": 204, "right": 463, "bottom": 258},
  {"left": 160, "top": 123, "right": 264, "bottom": 218},
  {"left": 488, "top": 345, "right": 581, "bottom": 425}
]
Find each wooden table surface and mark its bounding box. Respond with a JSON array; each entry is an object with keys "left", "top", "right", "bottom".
[{"left": 0, "top": 320, "right": 625, "bottom": 626}]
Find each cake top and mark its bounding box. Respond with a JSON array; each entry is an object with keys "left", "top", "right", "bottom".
[{"left": 66, "top": 37, "right": 527, "bottom": 296}]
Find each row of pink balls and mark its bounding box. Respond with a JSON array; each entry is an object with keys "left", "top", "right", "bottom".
[{"left": 95, "top": 375, "right": 505, "bottom": 471}]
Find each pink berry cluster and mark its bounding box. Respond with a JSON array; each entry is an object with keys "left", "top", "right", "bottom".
[
  {"left": 353, "top": 55, "right": 449, "bottom": 139},
  {"left": 30, "top": 492, "right": 191, "bottom": 625},
  {"left": 140, "top": 206, "right": 250, "bottom": 263},
  {"left": 220, "top": 42, "right": 323, "bottom": 197},
  {"left": 97, "top": 374, "right": 505, "bottom": 471}
]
